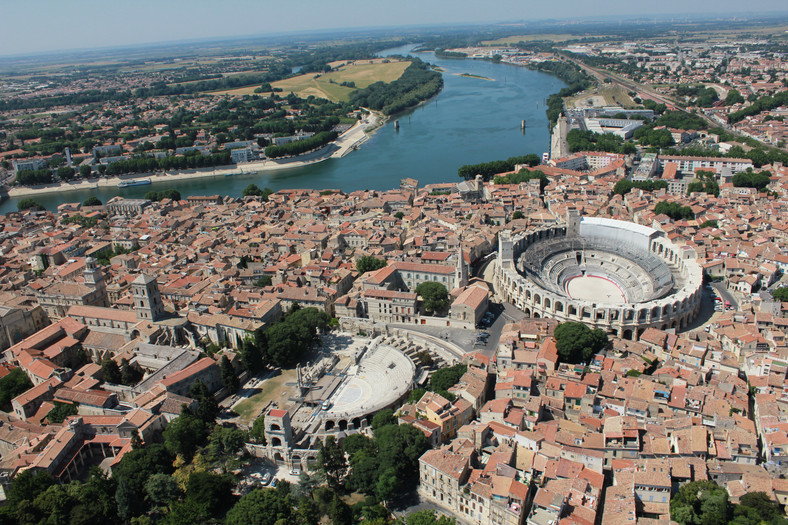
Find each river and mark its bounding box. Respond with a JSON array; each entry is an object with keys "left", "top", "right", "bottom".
[{"left": 0, "top": 45, "right": 565, "bottom": 213}]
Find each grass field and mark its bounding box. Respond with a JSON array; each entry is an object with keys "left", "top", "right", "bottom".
[
  {"left": 234, "top": 368, "right": 297, "bottom": 424},
  {"left": 210, "top": 60, "right": 410, "bottom": 102},
  {"left": 567, "top": 84, "right": 638, "bottom": 109}
]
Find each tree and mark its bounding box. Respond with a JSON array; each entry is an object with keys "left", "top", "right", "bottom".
[
  {"left": 330, "top": 494, "right": 354, "bottom": 525},
  {"left": 415, "top": 281, "right": 450, "bottom": 314},
  {"left": 162, "top": 408, "right": 208, "bottom": 460},
  {"left": 407, "top": 388, "right": 427, "bottom": 404},
  {"left": 394, "top": 211, "right": 405, "bottom": 219},
  {"left": 371, "top": 408, "right": 396, "bottom": 430},
  {"left": 111, "top": 442, "right": 174, "bottom": 511},
  {"left": 654, "top": 200, "right": 694, "bottom": 220},
  {"left": 735, "top": 491, "right": 784, "bottom": 523},
  {"left": 773, "top": 287, "right": 788, "bottom": 302},
  {"left": 254, "top": 275, "right": 272, "bottom": 287},
  {"left": 670, "top": 480, "right": 731, "bottom": 525},
  {"left": 250, "top": 414, "right": 267, "bottom": 444},
  {"left": 189, "top": 380, "right": 219, "bottom": 423},
  {"left": 732, "top": 169, "right": 772, "bottom": 190},
  {"left": 17, "top": 199, "right": 43, "bottom": 211},
  {"left": 512, "top": 210, "right": 524, "bottom": 220},
  {"left": 115, "top": 476, "right": 137, "bottom": 522},
  {"left": 120, "top": 358, "right": 143, "bottom": 385},
  {"left": 0, "top": 367, "right": 33, "bottom": 410},
  {"left": 400, "top": 510, "right": 457, "bottom": 525},
  {"left": 240, "top": 337, "right": 264, "bottom": 373},
  {"left": 242, "top": 184, "right": 263, "bottom": 197},
  {"left": 317, "top": 435, "right": 347, "bottom": 489},
  {"left": 79, "top": 165, "right": 93, "bottom": 178},
  {"left": 725, "top": 88, "right": 744, "bottom": 105},
  {"left": 205, "top": 425, "right": 247, "bottom": 460},
  {"left": 356, "top": 255, "right": 387, "bottom": 274},
  {"left": 82, "top": 195, "right": 101, "bottom": 206},
  {"left": 429, "top": 364, "right": 467, "bottom": 393},
  {"left": 220, "top": 355, "right": 240, "bottom": 391},
  {"left": 225, "top": 488, "right": 294, "bottom": 525},
  {"left": 185, "top": 471, "right": 234, "bottom": 516},
  {"left": 101, "top": 357, "right": 122, "bottom": 384},
  {"left": 144, "top": 473, "right": 181, "bottom": 508},
  {"left": 144, "top": 189, "right": 181, "bottom": 202},
  {"left": 47, "top": 401, "right": 78, "bottom": 423},
  {"left": 554, "top": 322, "right": 608, "bottom": 364}
]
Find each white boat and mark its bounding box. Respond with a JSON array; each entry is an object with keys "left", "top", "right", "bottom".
[{"left": 117, "top": 178, "right": 151, "bottom": 188}]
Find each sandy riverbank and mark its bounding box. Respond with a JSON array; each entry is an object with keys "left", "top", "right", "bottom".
[{"left": 5, "top": 111, "right": 385, "bottom": 199}]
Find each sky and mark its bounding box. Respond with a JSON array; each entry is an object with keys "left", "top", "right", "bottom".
[{"left": 2, "top": 0, "right": 787, "bottom": 57}]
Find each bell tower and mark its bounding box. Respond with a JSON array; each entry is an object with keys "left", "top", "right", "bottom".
[
  {"left": 456, "top": 241, "right": 468, "bottom": 289},
  {"left": 132, "top": 274, "right": 165, "bottom": 322}
]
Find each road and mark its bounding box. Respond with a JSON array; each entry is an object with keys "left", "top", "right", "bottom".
[{"left": 710, "top": 282, "right": 739, "bottom": 311}]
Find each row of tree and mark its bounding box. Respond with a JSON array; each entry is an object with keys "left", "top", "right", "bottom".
[
  {"left": 613, "top": 179, "right": 668, "bottom": 196},
  {"left": 457, "top": 153, "right": 540, "bottom": 180},
  {"left": 566, "top": 129, "right": 636, "bottom": 154},
  {"left": 264, "top": 131, "right": 338, "bottom": 158},
  {"left": 494, "top": 169, "right": 549, "bottom": 191},
  {"left": 728, "top": 89, "right": 788, "bottom": 124},
  {"left": 103, "top": 150, "right": 232, "bottom": 177}
]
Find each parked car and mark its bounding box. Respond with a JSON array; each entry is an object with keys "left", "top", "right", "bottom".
[
  {"left": 289, "top": 469, "right": 301, "bottom": 476},
  {"left": 261, "top": 472, "right": 271, "bottom": 485}
]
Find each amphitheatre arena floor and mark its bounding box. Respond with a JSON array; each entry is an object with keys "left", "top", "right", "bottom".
[{"left": 566, "top": 275, "right": 628, "bottom": 304}]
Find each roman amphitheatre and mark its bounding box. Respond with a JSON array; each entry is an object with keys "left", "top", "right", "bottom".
[{"left": 495, "top": 210, "right": 703, "bottom": 340}]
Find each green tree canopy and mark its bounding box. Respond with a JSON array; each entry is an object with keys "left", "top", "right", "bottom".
[
  {"left": 17, "top": 198, "right": 44, "bottom": 211},
  {"left": 0, "top": 367, "right": 33, "bottom": 410},
  {"left": 185, "top": 471, "right": 234, "bottom": 516},
  {"left": 225, "top": 487, "right": 294, "bottom": 525},
  {"left": 356, "top": 255, "right": 387, "bottom": 274},
  {"left": 162, "top": 408, "right": 209, "bottom": 460},
  {"left": 82, "top": 195, "right": 101, "bottom": 206},
  {"left": 670, "top": 480, "right": 730, "bottom": 525},
  {"left": 415, "top": 281, "right": 450, "bottom": 314},
  {"left": 773, "top": 287, "right": 788, "bottom": 302},
  {"left": 317, "top": 435, "right": 347, "bottom": 489},
  {"left": 429, "top": 363, "right": 467, "bottom": 393},
  {"left": 654, "top": 200, "right": 694, "bottom": 220},
  {"left": 47, "top": 401, "right": 78, "bottom": 424},
  {"left": 554, "top": 322, "right": 608, "bottom": 364},
  {"left": 732, "top": 169, "right": 772, "bottom": 190}
]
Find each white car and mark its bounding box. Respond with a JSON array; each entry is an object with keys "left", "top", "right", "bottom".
[
  {"left": 289, "top": 469, "right": 301, "bottom": 476},
  {"left": 261, "top": 472, "right": 271, "bottom": 485}
]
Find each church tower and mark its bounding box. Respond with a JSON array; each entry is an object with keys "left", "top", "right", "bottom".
[
  {"left": 83, "top": 257, "right": 108, "bottom": 306},
  {"left": 456, "top": 241, "right": 469, "bottom": 289},
  {"left": 132, "top": 274, "right": 165, "bottom": 322}
]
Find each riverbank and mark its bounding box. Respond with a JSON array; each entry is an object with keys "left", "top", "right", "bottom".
[{"left": 5, "top": 112, "right": 385, "bottom": 199}]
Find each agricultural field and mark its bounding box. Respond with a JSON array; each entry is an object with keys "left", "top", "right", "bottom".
[
  {"left": 210, "top": 59, "right": 410, "bottom": 102},
  {"left": 481, "top": 33, "right": 605, "bottom": 45}
]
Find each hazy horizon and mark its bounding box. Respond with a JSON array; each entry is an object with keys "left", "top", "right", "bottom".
[{"left": 2, "top": 0, "right": 788, "bottom": 58}]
